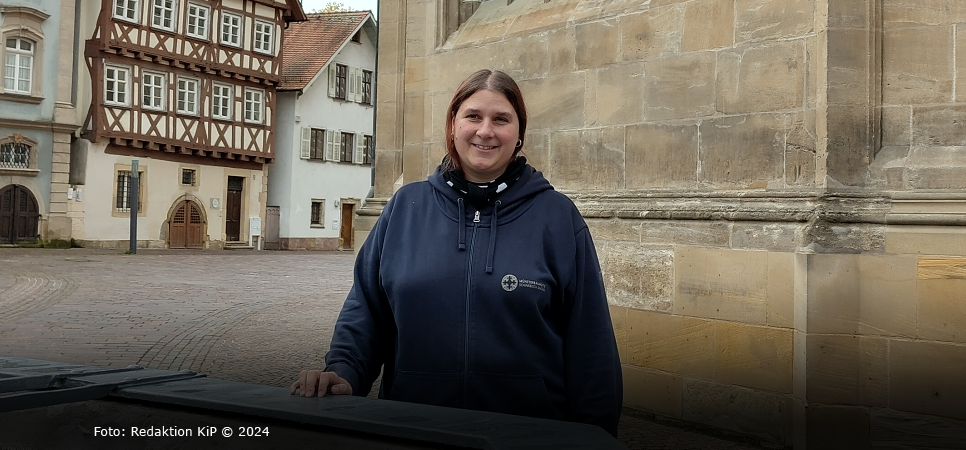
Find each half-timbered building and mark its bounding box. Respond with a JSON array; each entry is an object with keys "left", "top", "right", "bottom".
[
  {"left": 268, "top": 11, "right": 376, "bottom": 251},
  {"left": 72, "top": 0, "right": 304, "bottom": 248}
]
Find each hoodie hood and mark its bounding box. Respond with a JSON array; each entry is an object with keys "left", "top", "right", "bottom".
[{"left": 427, "top": 162, "right": 553, "bottom": 273}]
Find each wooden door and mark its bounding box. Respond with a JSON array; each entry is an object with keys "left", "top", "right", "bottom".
[
  {"left": 169, "top": 200, "right": 205, "bottom": 248},
  {"left": 340, "top": 202, "right": 353, "bottom": 250},
  {"left": 226, "top": 176, "right": 243, "bottom": 241},
  {"left": 0, "top": 185, "right": 39, "bottom": 244}
]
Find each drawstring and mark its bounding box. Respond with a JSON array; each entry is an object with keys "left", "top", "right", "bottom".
[
  {"left": 485, "top": 200, "right": 500, "bottom": 274},
  {"left": 457, "top": 198, "right": 466, "bottom": 250}
]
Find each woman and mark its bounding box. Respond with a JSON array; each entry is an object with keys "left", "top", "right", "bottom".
[{"left": 291, "top": 69, "right": 623, "bottom": 437}]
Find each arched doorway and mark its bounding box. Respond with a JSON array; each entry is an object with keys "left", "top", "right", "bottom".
[
  {"left": 168, "top": 199, "right": 205, "bottom": 248},
  {"left": 0, "top": 185, "right": 40, "bottom": 244}
]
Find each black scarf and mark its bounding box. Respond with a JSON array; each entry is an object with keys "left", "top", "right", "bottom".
[{"left": 442, "top": 156, "right": 527, "bottom": 206}]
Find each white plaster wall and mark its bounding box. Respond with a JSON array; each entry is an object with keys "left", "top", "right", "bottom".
[
  {"left": 271, "top": 22, "right": 376, "bottom": 239},
  {"left": 81, "top": 142, "right": 263, "bottom": 245}
]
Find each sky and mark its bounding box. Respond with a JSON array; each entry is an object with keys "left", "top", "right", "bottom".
[{"left": 300, "top": 0, "right": 379, "bottom": 18}]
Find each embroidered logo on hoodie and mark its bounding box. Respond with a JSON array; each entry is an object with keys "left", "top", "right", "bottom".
[
  {"left": 502, "top": 274, "right": 547, "bottom": 292},
  {"left": 501, "top": 274, "right": 518, "bottom": 291}
]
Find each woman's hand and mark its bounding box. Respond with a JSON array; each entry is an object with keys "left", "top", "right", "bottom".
[{"left": 290, "top": 370, "right": 353, "bottom": 397}]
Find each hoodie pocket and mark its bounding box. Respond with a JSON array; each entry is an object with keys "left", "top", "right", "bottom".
[
  {"left": 467, "top": 372, "right": 556, "bottom": 420},
  {"left": 389, "top": 370, "right": 461, "bottom": 408}
]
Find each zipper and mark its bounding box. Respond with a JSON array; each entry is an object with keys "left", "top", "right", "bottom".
[{"left": 463, "top": 208, "right": 479, "bottom": 407}]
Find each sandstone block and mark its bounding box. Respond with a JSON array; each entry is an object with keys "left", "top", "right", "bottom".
[
  {"left": 504, "top": 0, "right": 578, "bottom": 37},
  {"left": 912, "top": 105, "right": 966, "bottom": 146},
  {"left": 827, "top": 28, "right": 872, "bottom": 106},
  {"left": 496, "top": 33, "right": 549, "bottom": 81},
  {"left": 586, "top": 218, "right": 642, "bottom": 243},
  {"left": 698, "top": 114, "right": 784, "bottom": 188},
  {"left": 883, "top": 0, "right": 966, "bottom": 26},
  {"left": 735, "top": 0, "right": 813, "bottom": 43},
  {"left": 717, "top": 41, "right": 805, "bottom": 114},
  {"left": 518, "top": 72, "right": 585, "bottom": 130},
  {"left": 885, "top": 227, "right": 966, "bottom": 257},
  {"left": 713, "top": 322, "right": 793, "bottom": 394},
  {"left": 903, "top": 146, "right": 966, "bottom": 190},
  {"left": 594, "top": 63, "right": 645, "bottom": 125},
  {"left": 682, "top": 0, "right": 734, "bottom": 51},
  {"left": 626, "top": 122, "right": 699, "bottom": 189},
  {"left": 644, "top": 52, "right": 716, "bottom": 120},
  {"left": 805, "top": 334, "right": 888, "bottom": 406},
  {"left": 402, "top": 93, "right": 425, "bottom": 145},
  {"left": 825, "top": 105, "right": 873, "bottom": 187},
  {"left": 785, "top": 111, "right": 817, "bottom": 187},
  {"left": 619, "top": 7, "right": 683, "bottom": 62},
  {"left": 640, "top": 220, "right": 730, "bottom": 247},
  {"left": 599, "top": 242, "right": 673, "bottom": 311},
  {"left": 881, "top": 106, "right": 912, "bottom": 147},
  {"left": 610, "top": 305, "right": 629, "bottom": 362},
  {"left": 521, "top": 131, "right": 550, "bottom": 176},
  {"left": 626, "top": 310, "right": 714, "bottom": 378},
  {"left": 549, "top": 127, "right": 624, "bottom": 190},
  {"left": 890, "top": 340, "right": 966, "bottom": 420},
  {"left": 454, "top": 12, "right": 513, "bottom": 47},
  {"left": 883, "top": 26, "right": 953, "bottom": 105},
  {"left": 401, "top": 142, "right": 427, "bottom": 185},
  {"left": 805, "top": 254, "right": 918, "bottom": 337},
  {"left": 958, "top": 28, "right": 966, "bottom": 103},
  {"left": 623, "top": 365, "right": 684, "bottom": 418},
  {"left": 674, "top": 246, "right": 769, "bottom": 324},
  {"left": 917, "top": 258, "right": 966, "bottom": 343},
  {"left": 575, "top": 19, "right": 619, "bottom": 69},
  {"left": 731, "top": 222, "right": 801, "bottom": 253},
  {"left": 547, "top": 26, "right": 576, "bottom": 75},
  {"left": 682, "top": 379, "right": 788, "bottom": 443},
  {"left": 829, "top": 0, "right": 871, "bottom": 29}
]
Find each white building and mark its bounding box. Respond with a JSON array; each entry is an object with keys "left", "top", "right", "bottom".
[{"left": 269, "top": 11, "right": 376, "bottom": 250}]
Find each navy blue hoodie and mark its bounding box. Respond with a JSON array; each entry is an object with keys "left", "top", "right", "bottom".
[{"left": 325, "top": 164, "right": 623, "bottom": 436}]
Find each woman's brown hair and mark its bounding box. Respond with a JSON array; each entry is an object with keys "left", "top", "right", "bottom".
[{"left": 443, "top": 69, "right": 528, "bottom": 173}]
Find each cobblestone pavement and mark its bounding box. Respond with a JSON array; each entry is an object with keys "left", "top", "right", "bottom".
[{"left": 0, "top": 248, "right": 764, "bottom": 450}]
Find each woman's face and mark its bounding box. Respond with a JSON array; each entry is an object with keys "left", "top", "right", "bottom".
[{"left": 451, "top": 89, "right": 520, "bottom": 183}]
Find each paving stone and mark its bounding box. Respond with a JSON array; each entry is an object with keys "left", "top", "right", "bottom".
[{"left": 0, "top": 248, "right": 765, "bottom": 450}]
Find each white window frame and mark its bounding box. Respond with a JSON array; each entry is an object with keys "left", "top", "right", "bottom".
[
  {"left": 112, "top": 0, "right": 140, "bottom": 23},
  {"left": 104, "top": 64, "right": 131, "bottom": 107},
  {"left": 3, "top": 38, "right": 33, "bottom": 94},
  {"left": 141, "top": 71, "right": 166, "bottom": 111},
  {"left": 220, "top": 11, "right": 242, "bottom": 47},
  {"left": 212, "top": 82, "right": 233, "bottom": 120},
  {"left": 176, "top": 76, "right": 200, "bottom": 115},
  {"left": 185, "top": 3, "right": 210, "bottom": 40},
  {"left": 150, "top": 0, "right": 176, "bottom": 31},
  {"left": 253, "top": 20, "right": 274, "bottom": 54},
  {"left": 243, "top": 87, "right": 263, "bottom": 124}
]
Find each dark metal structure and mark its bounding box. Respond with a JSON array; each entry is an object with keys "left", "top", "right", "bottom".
[{"left": 0, "top": 356, "right": 626, "bottom": 450}]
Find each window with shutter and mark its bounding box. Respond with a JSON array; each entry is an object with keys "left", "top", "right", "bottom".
[
  {"left": 327, "top": 65, "right": 336, "bottom": 98},
  {"left": 324, "top": 129, "right": 337, "bottom": 161},
  {"left": 300, "top": 127, "right": 310, "bottom": 159},
  {"left": 354, "top": 133, "right": 364, "bottom": 164},
  {"left": 355, "top": 70, "right": 363, "bottom": 102}
]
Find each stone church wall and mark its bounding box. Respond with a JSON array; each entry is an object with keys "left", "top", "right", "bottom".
[{"left": 368, "top": 1, "right": 966, "bottom": 447}]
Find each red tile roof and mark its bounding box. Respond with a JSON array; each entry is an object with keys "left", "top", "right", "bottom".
[{"left": 280, "top": 11, "right": 371, "bottom": 91}]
